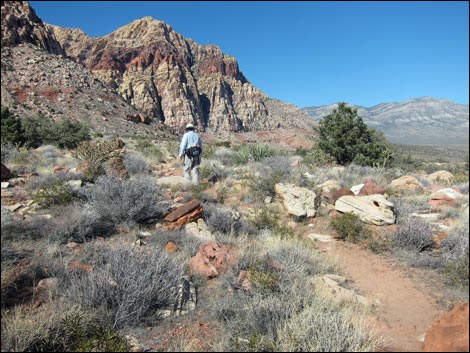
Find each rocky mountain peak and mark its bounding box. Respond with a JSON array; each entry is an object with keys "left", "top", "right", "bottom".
[{"left": 1, "top": 1, "right": 63, "bottom": 55}]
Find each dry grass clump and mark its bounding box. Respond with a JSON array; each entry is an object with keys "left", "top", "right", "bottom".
[
  {"left": 60, "top": 243, "right": 186, "bottom": 328},
  {"left": 213, "top": 235, "right": 381, "bottom": 352}
]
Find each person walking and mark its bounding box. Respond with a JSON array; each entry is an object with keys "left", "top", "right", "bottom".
[{"left": 179, "top": 123, "right": 202, "bottom": 185}]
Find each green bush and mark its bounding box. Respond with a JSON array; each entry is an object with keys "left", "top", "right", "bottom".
[
  {"left": 2, "top": 110, "right": 90, "bottom": 149},
  {"left": 1, "top": 107, "right": 24, "bottom": 146},
  {"left": 317, "top": 103, "right": 394, "bottom": 167},
  {"left": 330, "top": 213, "right": 369, "bottom": 242},
  {"left": 234, "top": 143, "right": 276, "bottom": 164},
  {"left": 32, "top": 180, "right": 77, "bottom": 208}
]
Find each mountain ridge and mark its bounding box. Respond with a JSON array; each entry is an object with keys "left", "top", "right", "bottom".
[{"left": 303, "top": 97, "right": 469, "bottom": 146}]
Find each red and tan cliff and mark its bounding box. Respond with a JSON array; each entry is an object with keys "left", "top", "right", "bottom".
[{"left": 2, "top": 1, "right": 316, "bottom": 134}]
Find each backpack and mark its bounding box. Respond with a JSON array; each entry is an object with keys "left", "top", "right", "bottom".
[{"left": 185, "top": 145, "right": 201, "bottom": 158}]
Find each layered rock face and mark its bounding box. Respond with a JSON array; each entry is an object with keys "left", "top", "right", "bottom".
[
  {"left": 1, "top": 1, "right": 63, "bottom": 55},
  {"left": 49, "top": 16, "right": 314, "bottom": 132}
]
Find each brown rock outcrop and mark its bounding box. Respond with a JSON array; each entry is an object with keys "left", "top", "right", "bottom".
[
  {"left": 358, "top": 178, "right": 386, "bottom": 196},
  {"left": 164, "top": 200, "right": 203, "bottom": 230},
  {"left": 422, "top": 302, "right": 469, "bottom": 352},
  {"left": 189, "top": 242, "right": 237, "bottom": 278}
]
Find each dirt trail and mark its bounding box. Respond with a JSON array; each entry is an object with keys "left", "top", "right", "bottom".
[{"left": 321, "top": 240, "right": 444, "bottom": 352}]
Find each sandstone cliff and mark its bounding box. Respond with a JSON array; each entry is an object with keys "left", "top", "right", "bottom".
[
  {"left": 49, "top": 16, "right": 315, "bottom": 132},
  {"left": 2, "top": 1, "right": 316, "bottom": 136}
]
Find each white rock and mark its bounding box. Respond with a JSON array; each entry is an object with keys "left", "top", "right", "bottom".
[
  {"left": 351, "top": 183, "right": 365, "bottom": 195},
  {"left": 335, "top": 194, "right": 395, "bottom": 225},
  {"left": 308, "top": 233, "right": 333, "bottom": 243}
]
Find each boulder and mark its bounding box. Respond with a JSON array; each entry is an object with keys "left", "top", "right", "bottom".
[
  {"left": 429, "top": 188, "right": 464, "bottom": 209},
  {"left": 350, "top": 183, "right": 364, "bottom": 195},
  {"left": 312, "top": 274, "right": 370, "bottom": 306},
  {"left": 422, "top": 302, "right": 469, "bottom": 352},
  {"left": 164, "top": 200, "right": 203, "bottom": 230},
  {"left": 427, "top": 170, "right": 454, "bottom": 185},
  {"left": 189, "top": 242, "right": 237, "bottom": 279},
  {"left": 358, "top": 178, "right": 386, "bottom": 196},
  {"left": 389, "top": 175, "right": 423, "bottom": 192},
  {"left": 1, "top": 163, "right": 13, "bottom": 181},
  {"left": 335, "top": 194, "right": 395, "bottom": 225},
  {"left": 323, "top": 187, "right": 355, "bottom": 205},
  {"left": 275, "top": 183, "right": 320, "bottom": 219},
  {"left": 317, "top": 180, "right": 341, "bottom": 193},
  {"left": 185, "top": 218, "right": 213, "bottom": 240},
  {"left": 164, "top": 241, "right": 178, "bottom": 254}
]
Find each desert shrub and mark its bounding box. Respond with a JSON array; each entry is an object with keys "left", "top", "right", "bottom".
[
  {"left": 134, "top": 137, "right": 166, "bottom": 163},
  {"left": 233, "top": 143, "right": 276, "bottom": 164},
  {"left": 73, "top": 138, "right": 124, "bottom": 164},
  {"left": 1, "top": 107, "right": 24, "bottom": 146},
  {"left": 441, "top": 226, "right": 469, "bottom": 286},
  {"left": 47, "top": 119, "right": 90, "bottom": 149},
  {"left": 20, "top": 114, "right": 90, "bottom": 149},
  {"left": 81, "top": 176, "right": 169, "bottom": 228},
  {"left": 1, "top": 208, "right": 50, "bottom": 241},
  {"left": 301, "top": 145, "right": 336, "bottom": 167},
  {"left": 1, "top": 306, "right": 128, "bottom": 352},
  {"left": 122, "top": 152, "right": 149, "bottom": 175},
  {"left": 212, "top": 147, "right": 235, "bottom": 167},
  {"left": 47, "top": 204, "right": 114, "bottom": 244},
  {"left": 204, "top": 204, "right": 256, "bottom": 236},
  {"left": 389, "top": 196, "right": 429, "bottom": 224},
  {"left": 393, "top": 218, "right": 434, "bottom": 253},
  {"left": 330, "top": 213, "right": 369, "bottom": 242},
  {"left": 456, "top": 182, "right": 469, "bottom": 195},
  {"left": 200, "top": 159, "right": 230, "bottom": 181},
  {"left": 32, "top": 180, "right": 78, "bottom": 208},
  {"left": 61, "top": 244, "right": 186, "bottom": 328},
  {"left": 214, "top": 236, "right": 379, "bottom": 352},
  {"left": 247, "top": 206, "right": 290, "bottom": 236}
]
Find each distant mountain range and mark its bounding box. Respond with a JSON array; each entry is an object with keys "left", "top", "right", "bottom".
[{"left": 302, "top": 97, "right": 469, "bottom": 146}]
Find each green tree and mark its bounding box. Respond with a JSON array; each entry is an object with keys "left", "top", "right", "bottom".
[
  {"left": 1, "top": 107, "right": 24, "bottom": 146},
  {"left": 317, "top": 102, "right": 393, "bottom": 166}
]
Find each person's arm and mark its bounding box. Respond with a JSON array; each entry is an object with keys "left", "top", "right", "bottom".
[
  {"left": 179, "top": 134, "right": 188, "bottom": 159},
  {"left": 198, "top": 135, "right": 203, "bottom": 153}
]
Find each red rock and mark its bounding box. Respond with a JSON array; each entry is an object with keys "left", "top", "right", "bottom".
[
  {"left": 422, "top": 302, "right": 469, "bottom": 352},
  {"left": 53, "top": 166, "right": 70, "bottom": 174},
  {"left": 189, "top": 242, "right": 237, "bottom": 279},
  {"left": 358, "top": 178, "right": 386, "bottom": 196},
  {"left": 164, "top": 200, "right": 201, "bottom": 222},
  {"left": 429, "top": 193, "right": 455, "bottom": 209},
  {"left": 67, "top": 261, "right": 94, "bottom": 272},
  {"left": 164, "top": 241, "right": 178, "bottom": 254},
  {"left": 332, "top": 187, "right": 355, "bottom": 203}
]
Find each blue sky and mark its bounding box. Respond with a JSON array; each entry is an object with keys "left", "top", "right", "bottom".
[{"left": 30, "top": 1, "right": 469, "bottom": 108}]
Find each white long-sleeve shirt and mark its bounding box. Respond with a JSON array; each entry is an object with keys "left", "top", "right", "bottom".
[{"left": 179, "top": 131, "right": 202, "bottom": 158}]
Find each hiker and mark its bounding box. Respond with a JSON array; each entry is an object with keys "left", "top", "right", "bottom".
[{"left": 179, "top": 123, "right": 203, "bottom": 185}]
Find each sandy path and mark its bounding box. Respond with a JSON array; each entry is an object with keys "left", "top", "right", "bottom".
[{"left": 323, "top": 241, "right": 444, "bottom": 352}]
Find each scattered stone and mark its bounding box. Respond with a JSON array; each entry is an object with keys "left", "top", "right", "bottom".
[
  {"left": 67, "top": 261, "right": 94, "bottom": 272},
  {"left": 422, "top": 302, "right": 469, "bottom": 352},
  {"left": 335, "top": 194, "right": 395, "bottom": 225},
  {"left": 65, "top": 180, "right": 82, "bottom": 190},
  {"left": 389, "top": 175, "right": 423, "bottom": 192},
  {"left": 164, "top": 200, "right": 203, "bottom": 230},
  {"left": 264, "top": 196, "right": 272, "bottom": 204},
  {"left": 317, "top": 180, "right": 341, "bottom": 193},
  {"left": 350, "top": 183, "right": 364, "bottom": 195},
  {"left": 185, "top": 218, "right": 213, "bottom": 240},
  {"left": 5, "top": 203, "right": 23, "bottom": 212},
  {"left": 312, "top": 274, "right": 370, "bottom": 306},
  {"left": 358, "top": 178, "right": 386, "bottom": 196},
  {"left": 1, "top": 182, "right": 10, "bottom": 189},
  {"left": 308, "top": 233, "right": 333, "bottom": 242},
  {"left": 53, "top": 166, "right": 70, "bottom": 174},
  {"left": 65, "top": 242, "right": 80, "bottom": 249},
  {"left": 34, "top": 277, "right": 58, "bottom": 304},
  {"left": 410, "top": 212, "right": 441, "bottom": 222},
  {"left": 274, "top": 183, "right": 321, "bottom": 219},
  {"left": 164, "top": 241, "right": 178, "bottom": 253},
  {"left": 236, "top": 270, "right": 253, "bottom": 293},
  {"left": 427, "top": 170, "right": 454, "bottom": 185},
  {"left": 189, "top": 242, "right": 237, "bottom": 279}
]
